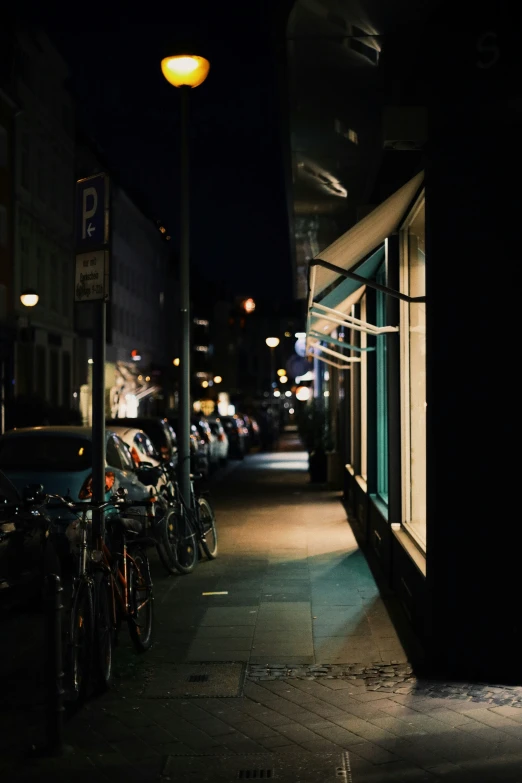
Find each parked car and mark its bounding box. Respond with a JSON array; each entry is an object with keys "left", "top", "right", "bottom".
[
  {"left": 220, "top": 415, "right": 249, "bottom": 460},
  {"left": 0, "top": 426, "right": 152, "bottom": 505},
  {"left": 0, "top": 427, "right": 154, "bottom": 594},
  {"left": 106, "top": 425, "right": 162, "bottom": 468},
  {"left": 206, "top": 418, "right": 229, "bottom": 464},
  {"left": 238, "top": 413, "right": 261, "bottom": 449},
  {"left": 106, "top": 417, "right": 178, "bottom": 466},
  {"left": 168, "top": 417, "right": 210, "bottom": 478},
  {"left": 192, "top": 416, "right": 220, "bottom": 470}
]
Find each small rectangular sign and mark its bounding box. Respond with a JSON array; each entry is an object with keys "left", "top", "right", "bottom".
[
  {"left": 75, "top": 251, "right": 109, "bottom": 302},
  {"left": 75, "top": 173, "right": 109, "bottom": 250}
]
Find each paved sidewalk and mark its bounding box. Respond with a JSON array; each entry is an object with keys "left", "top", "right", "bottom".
[{"left": 1, "top": 432, "right": 521, "bottom": 781}]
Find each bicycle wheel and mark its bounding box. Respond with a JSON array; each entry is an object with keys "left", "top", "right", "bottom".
[
  {"left": 163, "top": 507, "right": 198, "bottom": 575},
  {"left": 127, "top": 547, "right": 154, "bottom": 652},
  {"left": 67, "top": 577, "right": 94, "bottom": 704},
  {"left": 197, "top": 496, "right": 218, "bottom": 560},
  {"left": 156, "top": 507, "right": 180, "bottom": 575},
  {"left": 93, "top": 569, "right": 114, "bottom": 691}
]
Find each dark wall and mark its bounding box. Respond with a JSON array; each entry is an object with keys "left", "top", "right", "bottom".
[{"left": 424, "top": 1, "right": 522, "bottom": 681}]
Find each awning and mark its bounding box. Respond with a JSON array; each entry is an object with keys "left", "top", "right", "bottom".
[
  {"left": 306, "top": 170, "right": 424, "bottom": 367},
  {"left": 308, "top": 170, "right": 424, "bottom": 304}
]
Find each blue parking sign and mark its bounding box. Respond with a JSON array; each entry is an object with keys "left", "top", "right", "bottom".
[{"left": 75, "top": 173, "right": 109, "bottom": 250}]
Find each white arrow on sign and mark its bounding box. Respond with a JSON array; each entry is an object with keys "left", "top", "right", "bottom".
[
  {"left": 82, "top": 186, "right": 98, "bottom": 240},
  {"left": 87, "top": 222, "right": 95, "bottom": 237}
]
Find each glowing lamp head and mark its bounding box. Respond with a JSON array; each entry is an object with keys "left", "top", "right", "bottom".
[
  {"left": 213, "top": 376, "right": 222, "bottom": 384},
  {"left": 161, "top": 55, "right": 210, "bottom": 88},
  {"left": 265, "top": 337, "right": 280, "bottom": 349},
  {"left": 173, "top": 357, "right": 180, "bottom": 366},
  {"left": 20, "top": 289, "right": 39, "bottom": 307},
  {"left": 242, "top": 297, "right": 256, "bottom": 314}
]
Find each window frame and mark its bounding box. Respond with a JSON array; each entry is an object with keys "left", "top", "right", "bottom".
[
  {"left": 399, "top": 194, "right": 427, "bottom": 551},
  {"left": 376, "top": 265, "right": 389, "bottom": 505}
]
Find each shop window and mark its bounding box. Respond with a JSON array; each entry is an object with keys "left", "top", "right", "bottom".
[
  {"left": 376, "top": 267, "right": 388, "bottom": 504},
  {"left": 400, "top": 197, "right": 426, "bottom": 550},
  {"left": 358, "top": 296, "right": 368, "bottom": 481},
  {"left": 349, "top": 303, "right": 361, "bottom": 475}
]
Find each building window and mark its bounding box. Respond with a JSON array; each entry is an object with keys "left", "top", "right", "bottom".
[
  {"left": 400, "top": 197, "right": 426, "bottom": 550},
  {"left": 62, "top": 260, "right": 70, "bottom": 316},
  {"left": 50, "top": 254, "right": 59, "bottom": 311}
]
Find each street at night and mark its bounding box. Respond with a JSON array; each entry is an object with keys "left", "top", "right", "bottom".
[{"left": 1, "top": 1, "right": 521, "bottom": 780}]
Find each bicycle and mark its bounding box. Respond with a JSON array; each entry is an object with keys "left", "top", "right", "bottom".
[
  {"left": 157, "top": 465, "right": 218, "bottom": 575},
  {"left": 45, "top": 491, "right": 155, "bottom": 702}
]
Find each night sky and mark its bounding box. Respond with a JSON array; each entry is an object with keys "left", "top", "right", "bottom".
[{"left": 27, "top": 1, "right": 295, "bottom": 304}]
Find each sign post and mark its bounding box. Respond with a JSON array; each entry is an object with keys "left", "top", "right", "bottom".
[{"left": 75, "top": 174, "right": 110, "bottom": 537}]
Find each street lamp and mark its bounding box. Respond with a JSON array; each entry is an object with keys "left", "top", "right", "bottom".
[
  {"left": 265, "top": 336, "right": 280, "bottom": 423},
  {"left": 20, "top": 288, "right": 39, "bottom": 307},
  {"left": 161, "top": 52, "right": 210, "bottom": 504}
]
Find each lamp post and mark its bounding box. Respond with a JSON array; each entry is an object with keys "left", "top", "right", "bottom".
[
  {"left": 265, "top": 336, "right": 280, "bottom": 422},
  {"left": 161, "top": 53, "right": 210, "bottom": 504}
]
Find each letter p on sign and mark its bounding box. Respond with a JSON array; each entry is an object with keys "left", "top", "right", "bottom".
[{"left": 82, "top": 187, "right": 98, "bottom": 239}]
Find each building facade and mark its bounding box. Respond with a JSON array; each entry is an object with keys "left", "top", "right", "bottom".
[
  {"left": 289, "top": 0, "right": 521, "bottom": 682},
  {"left": 0, "top": 88, "right": 17, "bottom": 433},
  {"left": 8, "top": 29, "right": 76, "bottom": 419},
  {"left": 76, "top": 138, "right": 172, "bottom": 423}
]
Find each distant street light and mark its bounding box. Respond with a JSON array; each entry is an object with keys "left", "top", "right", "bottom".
[
  {"left": 173, "top": 357, "right": 180, "bottom": 366},
  {"left": 242, "top": 298, "right": 256, "bottom": 314},
  {"left": 20, "top": 288, "right": 39, "bottom": 307},
  {"left": 265, "top": 337, "right": 280, "bottom": 420},
  {"left": 161, "top": 51, "right": 210, "bottom": 506},
  {"left": 213, "top": 376, "right": 222, "bottom": 384}
]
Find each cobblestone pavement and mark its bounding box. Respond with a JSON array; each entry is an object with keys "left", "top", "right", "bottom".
[{"left": 1, "top": 433, "right": 521, "bottom": 782}]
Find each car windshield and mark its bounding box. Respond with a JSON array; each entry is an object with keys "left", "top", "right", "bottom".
[{"left": 0, "top": 435, "right": 93, "bottom": 472}]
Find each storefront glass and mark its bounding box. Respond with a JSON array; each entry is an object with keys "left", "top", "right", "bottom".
[
  {"left": 400, "top": 199, "right": 426, "bottom": 549},
  {"left": 376, "top": 267, "right": 388, "bottom": 505}
]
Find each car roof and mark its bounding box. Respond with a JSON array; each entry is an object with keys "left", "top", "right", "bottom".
[
  {"left": 1, "top": 426, "right": 93, "bottom": 438},
  {"left": 1, "top": 426, "right": 118, "bottom": 443},
  {"left": 107, "top": 425, "right": 143, "bottom": 437}
]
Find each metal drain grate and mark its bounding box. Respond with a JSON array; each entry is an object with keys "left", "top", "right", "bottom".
[
  {"left": 163, "top": 751, "right": 348, "bottom": 780},
  {"left": 141, "top": 662, "right": 246, "bottom": 698}
]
